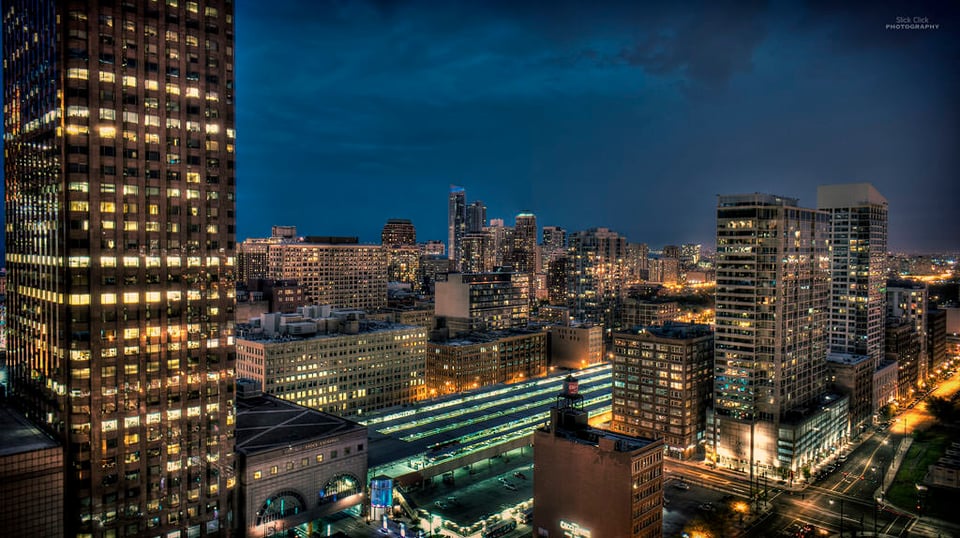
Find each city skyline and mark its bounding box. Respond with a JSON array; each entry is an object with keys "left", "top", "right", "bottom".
[{"left": 227, "top": 0, "right": 958, "bottom": 252}]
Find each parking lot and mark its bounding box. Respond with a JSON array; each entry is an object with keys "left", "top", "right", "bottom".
[{"left": 403, "top": 447, "right": 534, "bottom": 534}]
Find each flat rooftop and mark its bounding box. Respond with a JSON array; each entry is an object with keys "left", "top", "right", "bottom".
[
  {"left": 235, "top": 394, "right": 365, "bottom": 455},
  {"left": 440, "top": 328, "right": 544, "bottom": 346},
  {"left": 361, "top": 363, "right": 613, "bottom": 478},
  {"left": 554, "top": 423, "right": 656, "bottom": 452},
  {"left": 0, "top": 405, "right": 58, "bottom": 457},
  {"left": 237, "top": 320, "right": 420, "bottom": 344}
]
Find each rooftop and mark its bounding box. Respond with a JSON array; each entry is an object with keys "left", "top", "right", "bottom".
[
  {"left": 620, "top": 321, "right": 713, "bottom": 340},
  {"left": 827, "top": 352, "right": 873, "bottom": 366},
  {"left": 437, "top": 328, "right": 545, "bottom": 347},
  {"left": 238, "top": 320, "right": 421, "bottom": 344},
  {"left": 0, "top": 405, "right": 58, "bottom": 457},
  {"left": 235, "top": 393, "right": 365, "bottom": 455}
]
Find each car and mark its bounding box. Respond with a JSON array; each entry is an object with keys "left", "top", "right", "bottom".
[
  {"left": 377, "top": 528, "right": 391, "bottom": 535},
  {"left": 513, "top": 471, "right": 527, "bottom": 480},
  {"left": 498, "top": 477, "right": 508, "bottom": 484},
  {"left": 434, "top": 501, "right": 447, "bottom": 509},
  {"left": 504, "top": 483, "right": 518, "bottom": 491},
  {"left": 674, "top": 482, "right": 690, "bottom": 490},
  {"left": 838, "top": 454, "right": 848, "bottom": 463},
  {"left": 698, "top": 503, "right": 715, "bottom": 512}
]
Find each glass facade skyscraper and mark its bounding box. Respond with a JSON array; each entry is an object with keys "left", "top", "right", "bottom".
[{"left": 4, "top": 1, "right": 237, "bottom": 535}]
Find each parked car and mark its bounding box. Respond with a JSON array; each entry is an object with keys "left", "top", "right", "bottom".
[
  {"left": 674, "top": 482, "right": 690, "bottom": 490},
  {"left": 513, "top": 471, "right": 527, "bottom": 480}
]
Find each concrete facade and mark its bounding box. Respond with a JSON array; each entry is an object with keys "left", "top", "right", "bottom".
[{"left": 546, "top": 324, "right": 604, "bottom": 370}]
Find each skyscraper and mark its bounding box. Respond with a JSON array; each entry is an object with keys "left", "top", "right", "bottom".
[
  {"left": 381, "top": 218, "right": 416, "bottom": 247},
  {"left": 4, "top": 2, "right": 236, "bottom": 535},
  {"left": 817, "top": 184, "right": 888, "bottom": 364},
  {"left": 466, "top": 200, "right": 487, "bottom": 233},
  {"left": 511, "top": 211, "right": 538, "bottom": 274},
  {"left": 711, "top": 194, "right": 844, "bottom": 476},
  {"left": 447, "top": 186, "right": 466, "bottom": 271}
]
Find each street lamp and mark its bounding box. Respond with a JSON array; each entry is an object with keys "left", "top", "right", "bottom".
[
  {"left": 829, "top": 498, "right": 844, "bottom": 537},
  {"left": 733, "top": 501, "right": 748, "bottom": 526}
]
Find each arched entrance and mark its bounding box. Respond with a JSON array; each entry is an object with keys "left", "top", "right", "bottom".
[
  {"left": 318, "top": 473, "right": 361, "bottom": 505},
  {"left": 256, "top": 490, "right": 306, "bottom": 525}
]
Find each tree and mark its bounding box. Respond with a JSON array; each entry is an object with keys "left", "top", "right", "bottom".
[{"left": 925, "top": 396, "right": 957, "bottom": 424}]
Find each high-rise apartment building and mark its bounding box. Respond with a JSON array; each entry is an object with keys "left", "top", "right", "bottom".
[
  {"left": 511, "top": 212, "right": 538, "bottom": 274},
  {"left": 448, "top": 186, "right": 466, "bottom": 271},
  {"left": 567, "top": 227, "right": 630, "bottom": 325},
  {"left": 611, "top": 323, "right": 713, "bottom": 460},
  {"left": 266, "top": 240, "right": 387, "bottom": 311},
  {"left": 3, "top": 1, "right": 237, "bottom": 535},
  {"left": 381, "top": 218, "right": 416, "bottom": 247},
  {"left": 817, "top": 184, "right": 888, "bottom": 361},
  {"left": 460, "top": 232, "right": 493, "bottom": 274},
  {"left": 711, "top": 194, "right": 839, "bottom": 475},
  {"left": 541, "top": 225, "right": 566, "bottom": 257},
  {"left": 483, "top": 219, "right": 513, "bottom": 269},
  {"left": 434, "top": 271, "right": 530, "bottom": 336},
  {"left": 817, "top": 183, "right": 888, "bottom": 428},
  {"left": 886, "top": 279, "right": 928, "bottom": 383}
]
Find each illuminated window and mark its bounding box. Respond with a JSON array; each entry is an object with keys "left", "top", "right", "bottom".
[
  {"left": 67, "top": 106, "right": 89, "bottom": 118},
  {"left": 145, "top": 79, "right": 159, "bottom": 90},
  {"left": 100, "top": 71, "right": 116, "bottom": 83},
  {"left": 145, "top": 133, "right": 160, "bottom": 144},
  {"left": 166, "top": 83, "right": 181, "bottom": 95},
  {"left": 69, "top": 294, "right": 91, "bottom": 305},
  {"left": 100, "top": 201, "right": 116, "bottom": 213},
  {"left": 68, "top": 68, "right": 89, "bottom": 80},
  {"left": 123, "top": 221, "right": 138, "bottom": 231},
  {"left": 205, "top": 123, "right": 220, "bottom": 134},
  {"left": 102, "top": 419, "right": 118, "bottom": 432},
  {"left": 101, "top": 256, "right": 117, "bottom": 267},
  {"left": 100, "top": 108, "right": 116, "bottom": 120},
  {"left": 69, "top": 201, "right": 90, "bottom": 212},
  {"left": 185, "top": 87, "right": 200, "bottom": 98},
  {"left": 144, "top": 115, "right": 160, "bottom": 127},
  {"left": 123, "top": 111, "right": 138, "bottom": 123},
  {"left": 123, "top": 75, "right": 137, "bottom": 87},
  {"left": 101, "top": 293, "right": 117, "bottom": 305},
  {"left": 123, "top": 292, "right": 139, "bottom": 304},
  {"left": 253, "top": 471, "right": 262, "bottom": 480},
  {"left": 123, "top": 257, "right": 139, "bottom": 268},
  {"left": 99, "top": 126, "right": 117, "bottom": 138}
]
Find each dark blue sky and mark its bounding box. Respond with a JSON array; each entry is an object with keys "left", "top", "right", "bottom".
[
  {"left": 0, "top": 1, "right": 956, "bottom": 257},
  {"left": 233, "top": 0, "right": 959, "bottom": 252}
]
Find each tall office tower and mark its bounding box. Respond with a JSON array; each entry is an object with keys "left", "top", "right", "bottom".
[
  {"left": 612, "top": 323, "right": 713, "bottom": 460},
  {"left": 886, "top": 279, "right": 929, "bottom": 384},
  {"left": 817, "top": 184, "right": 888, "bottom": 364},
  {"left": 511, "top": 212, "right": 538, "bottom": 274},
  {"left": 545, "top": 255, "right": 568, "bottom": 306},
  {"left": 447, "top": 186, "right": 467, "bottom": 271},
  {"left": 484, "top": 219, "right": 513, "bottom": 268},
  {"left": 541, "top": 225, "right": 566, "bottom": 256},
  {"left": 466, "top": 201, "right": 487, "bottom": 233},
  {"left": 566, "top": 227, "right": 630, "bottom": 325},
  {"left": 711, "top": 194, "right": 843, "bottom": 476},
  {"left": 381, "top": 218, "right": 416, "bottom": 247},
  {"left": 3, "top": 1, "right": 236, "bottom": 536},
  {"left": 625, "top": 242, "right": 649, "bottom": 283}
]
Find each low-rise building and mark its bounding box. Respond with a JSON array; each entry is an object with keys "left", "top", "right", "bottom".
[
  {"left": 0, "top": 405, "right": 63, "bottom": 537},
  {"left": 237, "top": 307, "right": 427, "bottom": 418},
  {"left": 236, "top": 380, "right": 368, "bottom": 537},
  {"left": 534, "top": 377, "right": 664, "bottom": 538},
  {"left": 873, "top": 359, "right": 899, "bottom": 416},
  {"left": 827, "top": 353, "right": 874, "bottom": 433},
  {"left": 426, "top": 329, "right": 547, "bottom": 396},
  {"left": 546, "top": 323, "right": 604, "bottom": 370},
  {"left": 620, "top": 298, "right": 680, "bottom": 328}
]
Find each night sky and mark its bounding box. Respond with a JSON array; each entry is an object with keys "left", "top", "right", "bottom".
[
  {"left": 3, "top": 1, "right": 960, "bottom": 256},
  {"left": 233, "top": 0, "right": 959, "bottom": 252}
]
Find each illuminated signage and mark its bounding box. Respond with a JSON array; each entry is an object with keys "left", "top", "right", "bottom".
[{"left": 560, "top": 520, "right": 592, "bottom": 538}]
